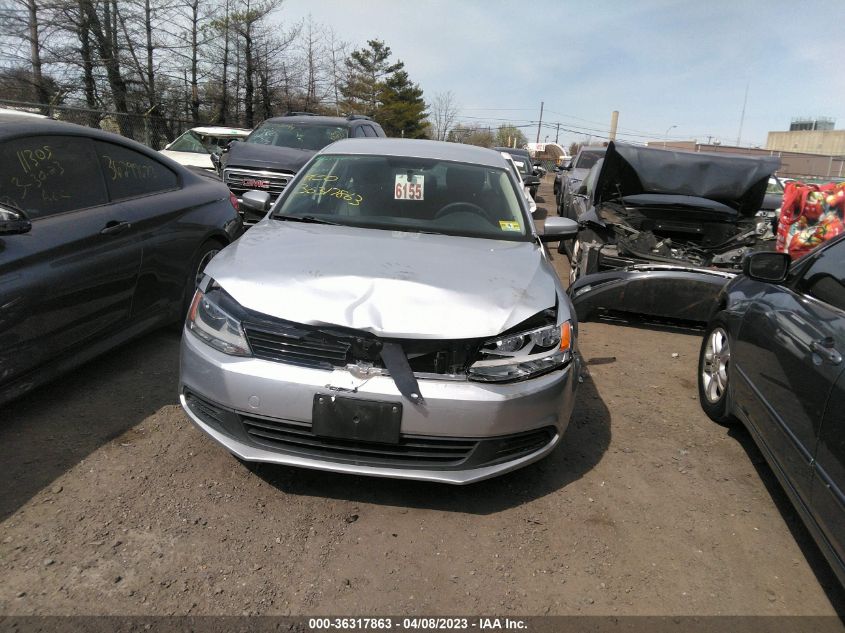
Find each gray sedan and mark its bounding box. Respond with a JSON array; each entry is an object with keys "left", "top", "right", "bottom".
[{"left": 179, "top": 138, "right": 580, "bottom": 484}]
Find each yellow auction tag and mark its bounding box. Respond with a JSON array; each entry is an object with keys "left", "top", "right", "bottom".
[{"left": 499, "top": 220, "right": 521, "bottom": 231}]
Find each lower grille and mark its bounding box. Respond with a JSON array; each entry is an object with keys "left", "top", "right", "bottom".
[
  {"left": 490, "top": 427, "right": 555, "bottom": 465},
  {"left": 185, "top": 392, "right": 226, "bottom": 425},
  {"left": 240, "top": 413, "right": 556, "bottom": 470},
  {"left": 241, "top": 414, "right": 477, "bottom": 468}
]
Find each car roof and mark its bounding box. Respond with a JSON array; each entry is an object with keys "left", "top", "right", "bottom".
[
  {"left": 262, "top": 115, "right": 364, "bottom": 127},
  {"left": 494, "top": 146, "right": 529, "bottom": 155},
  {"left": 579, "top": 146, "right": 607, "bottom": 153},
  {"left": 188, "top": 126, "right": 251, "bottom": 136},
  {"left": 322, "top": 138, "right": 509, "bottom": 168},
  {"left": 0, "top": 108, "right": 47, "bottom": 119},
  {"left": 0, "top": 115, "right": 84, "bottom": 132}
]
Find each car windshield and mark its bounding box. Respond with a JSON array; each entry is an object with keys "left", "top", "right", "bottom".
[
  {"left": 246, "top": 122, "right": 349, "bottom": 151},
  {"left": 576, "top": 151, "right": 604, "bottom": 169},
  {"left": 168, "top": 130, "right": 213, "bottom": 154},
  {"left": 272, "top": 154, "right": 530, "bottom": 241}
]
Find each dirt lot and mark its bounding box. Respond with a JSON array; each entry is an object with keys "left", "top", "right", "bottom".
[{"left": 2, "top": 179, "right": 845, "bottom": 618}]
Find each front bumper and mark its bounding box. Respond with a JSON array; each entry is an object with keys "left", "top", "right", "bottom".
[{"left": 179, "top": 329, "right": 579, "bottom": 484}]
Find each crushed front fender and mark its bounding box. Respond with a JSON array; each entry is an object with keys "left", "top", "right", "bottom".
[{"left": 568, "top": 264, "right": 736, "bottom": 323}]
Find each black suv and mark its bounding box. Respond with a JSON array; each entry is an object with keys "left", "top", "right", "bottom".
[{"left": 219, "top": 113, "right": 386, "bottom": 223}]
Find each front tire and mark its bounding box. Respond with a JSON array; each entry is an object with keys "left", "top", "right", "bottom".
[{"left": 698, "top": 314, "right": 736, "bottom": 425}]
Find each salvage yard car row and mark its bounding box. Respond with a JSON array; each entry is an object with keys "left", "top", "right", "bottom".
[{"left": 1, "top": 111, "right": 844, "bottom": 590}]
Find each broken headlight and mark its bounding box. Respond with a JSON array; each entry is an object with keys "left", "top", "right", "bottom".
[
  {"left": 187, "top": 283, "right": 251, "bottom": 356},
  {"left": 467, "top": 321, "right": 572, "bottom": 382}
]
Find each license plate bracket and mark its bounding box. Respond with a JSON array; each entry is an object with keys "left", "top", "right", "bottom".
[{"left": 312, "top": 394, "right": 402, "bottom": 444}]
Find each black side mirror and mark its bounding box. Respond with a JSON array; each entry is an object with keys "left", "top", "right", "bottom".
[
  {"left": 0, "top": 206, "right": 31, "bottom": 236},
  {"left": 743, "top": 251, "right": 791, "bottom": 283}
]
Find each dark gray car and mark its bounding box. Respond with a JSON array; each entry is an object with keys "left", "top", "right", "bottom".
[
  {"left": 0, "top": 116, "right": 243, "bottom": 404},
  {"left": 699, "top": 241, "right": 845, "bottom": 586},
  {"left": 555, "top": 146, "right": 606, "bottom": 218},
  {"left": 220, "top": 114, "right": 386, "bottom": 223}
]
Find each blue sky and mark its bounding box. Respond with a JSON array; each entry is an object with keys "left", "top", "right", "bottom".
[{"left": 280, "top": 0, "right": 845, "bottom": 148}]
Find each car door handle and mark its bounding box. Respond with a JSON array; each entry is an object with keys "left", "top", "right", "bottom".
[
  {"left": 811, "top": 338, "right": 842, "bottom": 365},
  {"left": 100, "top": 221, "right": 132, "bottom": 236}
]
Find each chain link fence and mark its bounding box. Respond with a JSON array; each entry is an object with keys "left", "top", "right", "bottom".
[{"left": 0, "top": 99, "right": 203, "bottom": 150}]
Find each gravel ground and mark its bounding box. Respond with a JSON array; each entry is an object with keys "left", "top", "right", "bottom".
[{"left": 2, "top": 179, "right": 844, "bottom": 618}]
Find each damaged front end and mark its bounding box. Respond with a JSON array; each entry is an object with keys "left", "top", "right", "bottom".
[
  {"left": 569, "top": 211, "right": 772, "bottom": 322},
  {"left": 569, "top": 142, "right": 781, "bottom": 322}
]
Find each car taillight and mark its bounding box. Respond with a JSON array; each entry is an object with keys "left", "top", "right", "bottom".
[{"left": 229, "top": 191, "right": 239, "bottom": 212}]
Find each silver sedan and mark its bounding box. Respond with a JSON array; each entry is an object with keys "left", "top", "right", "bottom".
[{"left": 179, "top": 138, "right": 581, "bottom": 484}]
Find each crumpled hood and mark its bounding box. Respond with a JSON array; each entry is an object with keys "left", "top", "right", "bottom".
[
  {"left": 594, "top": 141, "right": 780, "bottom": 215},
  {"left": 205, "top": 221, "right": 559, "bottom": 339},
  {"left": 222, "top": 141, "right": 315, "bottom": 173}
]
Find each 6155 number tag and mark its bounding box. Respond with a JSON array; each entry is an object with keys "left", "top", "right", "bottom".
[{"left": 394, "top": 174, "right": 424, "bottom": 200}]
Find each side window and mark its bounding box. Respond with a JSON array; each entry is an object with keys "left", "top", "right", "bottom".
[
  {"left": 352, "top": 126, "right": 367, "bottom": 138},
  {"left": 363, "top": 125, "right": 378, "bottom": 138},
  {"left": 94, "top": 141, "right": 178, "bottom": 201},
  {"left": 0, "top": 135, "right": 108, "bottom": 219},
  {"left": 799, "top": 241, "right": 845, "bottom": 312}
]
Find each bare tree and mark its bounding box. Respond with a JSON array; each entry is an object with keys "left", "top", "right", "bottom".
[
  {"left": 230, "top": 0, "right": 281, "bottom": 127},
  {"left": 323, "top": 27, "right": 347, "bottom": 116},
  {"left": 79, "top": 0, "right": 134, "bottom": 135},
  {"left": 429, "top": 90, "right": 458, "bottom": 141},
  {"left": 0, "top": 0, "right": 53, "bottom": 109}
]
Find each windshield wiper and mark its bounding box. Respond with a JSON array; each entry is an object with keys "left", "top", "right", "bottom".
[{"left": 272, "top": 214, "right": 342, "bottom": 225}]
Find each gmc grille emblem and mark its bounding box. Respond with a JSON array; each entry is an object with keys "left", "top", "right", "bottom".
[{"left": 243, "top": 178, "right": 270, "bottom": 188}]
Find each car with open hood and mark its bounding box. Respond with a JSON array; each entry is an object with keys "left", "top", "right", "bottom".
[
  {"left": 179, "top": 138, "right": 581, "bottom": 484},
  {"left": 219, "top": 113, "right": 386, "bottom": 224},
  {"left": 568, "top": 142, "right": 780, "bottom": 323}
]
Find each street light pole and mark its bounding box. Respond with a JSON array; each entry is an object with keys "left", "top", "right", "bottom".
[{"left": 664, "top": 125, "right": 677, "bottom": 148}]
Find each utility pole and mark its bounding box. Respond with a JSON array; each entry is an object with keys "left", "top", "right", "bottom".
[
  {"left": 555, "top": 122, "right": 560, "bottom": 144},
  {"left": 536, "top": 101, "right": 544, "bottom": 144},
  {"left": 736, "top": 81, "right": 749, "bottom": 147}
]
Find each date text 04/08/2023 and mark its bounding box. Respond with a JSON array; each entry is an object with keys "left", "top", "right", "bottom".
[{"left": 307, "top": 617, "right": 528, "bottom": 630}]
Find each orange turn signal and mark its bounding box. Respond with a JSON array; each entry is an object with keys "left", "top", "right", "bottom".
[
  {"left": 188, "top": 290, "right": 203, "bottom": 322},
  {"left": 559, "top": 321, "right": 572, "bottom": 351}
]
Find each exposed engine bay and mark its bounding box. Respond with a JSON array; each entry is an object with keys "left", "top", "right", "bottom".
[{"left": 593, "top": 201, "right": 777, "bottom": 270}]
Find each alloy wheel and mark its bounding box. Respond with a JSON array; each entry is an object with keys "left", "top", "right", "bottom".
[{"left": 702, "top": 327, "right": 731, "bottom": 404}]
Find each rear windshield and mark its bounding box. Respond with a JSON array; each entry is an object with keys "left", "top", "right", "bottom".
[
  {"left": 576, "top": 151, "right": 604, "bottom": 169},
  {"left": 273, "top": 154, "right": 530, "bottom": 241},
  {"left": 246, "top": 123, "right": 348, "bottom": 151}
]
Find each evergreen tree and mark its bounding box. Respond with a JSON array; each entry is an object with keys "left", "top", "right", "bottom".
[
  {"left": 378, "top": 70, "right": 428, "bottom": 138},
  {"left": 341, "top": 39, "right": 403, "bottom": 116}
]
